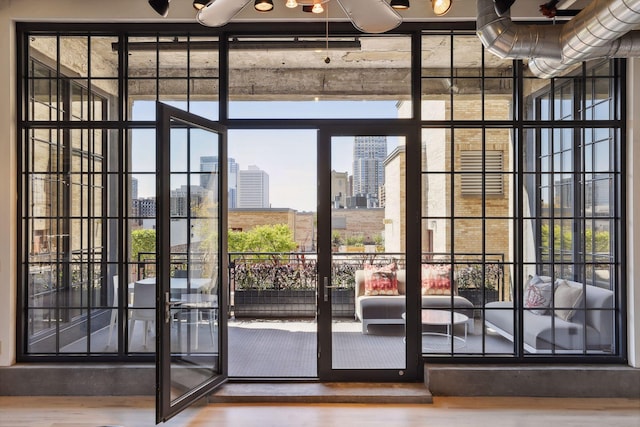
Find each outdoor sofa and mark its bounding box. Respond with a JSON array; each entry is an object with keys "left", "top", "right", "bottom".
[
  {"left": 354, "top": 268, "right": 475, "bottom": 334},
  {"left": 484, "top": 277, "right": 614, "bottom": 353}
]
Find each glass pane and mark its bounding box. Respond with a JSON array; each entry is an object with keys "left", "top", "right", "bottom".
[
  {"left": 90, "top": 36, "right": 119, "bottom": 78},
  {"left": 331, "top": 135, "right": 406, "bottom": 368},
  {"left": 160, "top": 80, "right": 189, "bottom": 110},
  {"left": 422, "top": 218, "right": 451, "bottom": 256},
  {"left": 130, "top": 129, "right": 157, "bottom": 172},
  {"left": 189, "top": 37, "right": 219, "bottom": 78},
  {"left": 188, "top": 81, "right": 219, "bottom": 121},
  {"left": 159, "top": 36, "right": 188, "bottom": 78},
  {"left": 484, "top": 81, "right": 514, "bottom": 121},
  {"left": 60, "top": 36, "right": 89, "bottom": 77},
  {"left": 422, "top": 128, "right": 451, "bottom": 173},
  {"left": 421, "top": 34, "right": 452, "bottom": 121},
  {"left": 165, "top": 120, "right": 221, "bottom": 404},
  {"left": 227, "top": 129, "right": 317, "bottom": 377},
  {"left": 129, "top": 82, "right": 158, "bottom": 120},
  {"left": 127, "top": 37, "right": 158, "bottom": 78},
  {"left": 229, "top": 36, "right": 411, "bottom": 119},
  {"left": 452, "top": 78, "right": 482, "bottom": 120}
]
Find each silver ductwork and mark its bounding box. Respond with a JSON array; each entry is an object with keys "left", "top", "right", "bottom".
[
  {"left": 476, "top": 0, "right": 563, "bottom": 60},
  {"left": 477, "top": 0, "right": 640, "bottom": 78}
]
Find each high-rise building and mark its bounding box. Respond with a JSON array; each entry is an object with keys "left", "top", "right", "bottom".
[
  {"left": 237, "top": 165, "right": 269, "bottom": 208},
  {"left": 135, "top": 197, "right": 156, "bottom": 217},
  {"left": 199, "top": 156, "right": 217, "bottom": 190},
  {"left": 130, "top": 176, "right": 138, "bottom": 201},
  {"left": 228, "top": 158, "right": 239, "bottom": 209},
  {"left": 169, "top": 185, "right": 212, "bottom": 216},
  {"left": 352, "top": 136, "right": 387, "bottom": 207},
  {"left": 199, "top": 156, "right": 239, "bottom": 208},
  {"left": 330, "top": 170, "right": 350, "bottom": 208}
]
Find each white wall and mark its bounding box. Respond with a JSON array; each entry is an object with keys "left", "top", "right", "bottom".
[
  {"left": 0, "top": 0, "right": 171, "bottom": 367},
  {"left": 0, "top": 9, "right": 16, "bottom": 367},
  {"left": 627, "top": 58, "right": 640, "bottom": 368}
]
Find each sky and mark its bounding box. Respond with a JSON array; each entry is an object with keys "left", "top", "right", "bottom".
[{"left": 131, "top": 100, "right": 402, "bottom": 212}]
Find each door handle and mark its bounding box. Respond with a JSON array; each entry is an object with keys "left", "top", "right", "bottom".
[
  {"left": 164, "top": 292, "right": 182, "bottom": 324},
  {"left": 323, "top": 277, "right": 342, "bottom": 302}
]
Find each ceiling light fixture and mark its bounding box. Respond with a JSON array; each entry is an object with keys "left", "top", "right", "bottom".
[
  {"left": 193, "top": 0, "right": 208, "bottom": 10},
  {"left": 195, "top": 0, "right": 402, "bottom": 34},
  {"left": 312, "top": 0, "right": 324, "bottom": 13},
  {"left": 390, "top": 0, "right": 410, "bottom": 9},
  {"left": 431, "top": 0, "right": 452, "bottom": 16},
  {"left": 254, "top": 0, "right": 274, "bottom": 12},
  {"left": 148, "top": 0, "right": 170, "bottom": 17},
  {"left": 286, "top": 0, "right": 298, "bottom": 7}
]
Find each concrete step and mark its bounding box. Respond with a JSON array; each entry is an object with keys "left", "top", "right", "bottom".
[{"left": 208, "top": 382, "right": 433, "bottom": 404}]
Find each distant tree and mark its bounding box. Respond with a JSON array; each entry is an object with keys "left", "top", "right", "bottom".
[
  {"left": 228, "top": 224, "right": 297, "bottom": 254},
  {"left": 130, "top": 229, "right": 156, "bottom": 261}
]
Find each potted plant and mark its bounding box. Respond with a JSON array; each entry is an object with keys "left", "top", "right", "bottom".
[
  {"left": 331, "top": 263, "right": 356, "bottom": 317},
  {"left": 233, "top": 259, "right": 317, "bottom": 318},
  {"left": 455, "top": 263, "right": 502, "bottom": 306}
]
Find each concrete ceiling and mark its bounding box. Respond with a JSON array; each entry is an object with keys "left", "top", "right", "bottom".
[
  {"left": 116, "top": 0, "right": 591, "bottom": 74},
  {"left": 27, "top": 0, "right": 597, "bottom": 100},
  {"left": 168, "top": 0, "right": 591, "bottom": 24}
]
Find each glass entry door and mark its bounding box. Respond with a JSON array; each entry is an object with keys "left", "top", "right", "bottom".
[
  {"left": 317, "top": 129, "right": 415, "bottom": 381},
  {"left": 156, "top": 103, "right": 227, "bottom": 423}
]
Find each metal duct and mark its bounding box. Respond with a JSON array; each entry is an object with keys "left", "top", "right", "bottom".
[
  {"left": 529, "top": 31, "right": 640, "bottom": 78},
  {"left": 476, "top": 0, "right": 563, "bottom": 60},
  {"left": 477, "top": 0, "right": 640, "bottom": 78}
]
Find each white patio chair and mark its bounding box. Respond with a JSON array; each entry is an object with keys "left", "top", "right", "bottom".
[
  {"left": 106, "top": 275, "right": 118, "bottom": 347},
  {"left": 128, "top": 281, "right": 155, "bottom": 348},
  {"left": 178, "top": 273, "right": 218, "bottom": 350}
]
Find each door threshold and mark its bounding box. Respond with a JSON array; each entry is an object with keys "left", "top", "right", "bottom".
[{"left": 208, "top": 381, "right": 432, "bottom": 404}]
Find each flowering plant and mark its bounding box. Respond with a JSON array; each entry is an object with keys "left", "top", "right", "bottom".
[{"left": 455, "top": 263, "right": 502, "bottom": 290}]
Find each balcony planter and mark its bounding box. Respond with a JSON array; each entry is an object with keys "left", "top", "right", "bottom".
[
  {"left": 234, "top": 289, "right": 316, "bottom": 318},
  {"left": 457, "top": 288, "right": 499, "bottom": 307},
  {"left": 233, "top": 288, "right": 356, "bottom": 319},
  {"left": 330, "top": 288, "right": 356, "bottom": 318}
]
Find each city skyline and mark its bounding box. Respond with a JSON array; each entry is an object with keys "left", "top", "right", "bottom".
[
  {"left": 132, "top": 135, "right": 401, "bottom": 213},
  {"left": 131, "top": 101, "right": 401, "bottom": 211}
]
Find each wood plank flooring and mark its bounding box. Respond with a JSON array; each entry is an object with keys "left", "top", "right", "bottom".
[{"left": 0, "top": 396, "right": 638, "bottom": 427}]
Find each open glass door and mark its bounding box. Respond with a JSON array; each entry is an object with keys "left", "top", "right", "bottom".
[{"left": 156, "top": 103, "right": 227, "bottom": 423}]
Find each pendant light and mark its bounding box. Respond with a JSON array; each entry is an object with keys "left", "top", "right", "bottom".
[
  {"left": 148, "top": 0, "right": 170, "bottom": 17},
  {"left": 311, "top": 0, "right": 324, "bottom": 13},
  {"left": 432, "top": 0, "right": 452, "bottom": 16},
  {"left": 390, "top": 0, "right": 410, "bottom": 9},
  {"left": 254, "top": 0, "right": 274, "bottom": 12},
  {"left": 193, "top": 0, "right": 208, "bottom": 10}
]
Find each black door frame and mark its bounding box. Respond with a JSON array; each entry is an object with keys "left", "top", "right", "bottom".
[
  {"left": 316, "top": 123, "right": 421, "bottom": 382},
  {"left": 156, "top": 102, "right": 229, "bottom": 423}
]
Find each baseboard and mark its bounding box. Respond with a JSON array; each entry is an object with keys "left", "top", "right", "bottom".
[{"left": 425, "top": 364, "right": 640, "bottom": 398}]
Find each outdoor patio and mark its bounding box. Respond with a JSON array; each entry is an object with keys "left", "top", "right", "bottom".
[{"left": 64, "top": 317, "right": 514, "bottom": 377}]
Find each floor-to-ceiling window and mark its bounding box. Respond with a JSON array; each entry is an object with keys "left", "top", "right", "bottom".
[
  {"left": 17, "top": 23, "right": 626, "bottom": 364},
  {"left": 518, "top": 60, "right": 622, "bottom": 355},
  {"left": 418, "top": 32, "right": 516, "bottom": 356}
]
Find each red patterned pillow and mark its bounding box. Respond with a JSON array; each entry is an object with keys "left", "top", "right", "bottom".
[
  {"left": 524, "top": 275, "right": 554, "bottom": 315},
  {"left": 421, "top": 264, "right": 452, "bottom": 295},
  {"left": 363, "top": 264, "right": 399, "bottom": 296}
]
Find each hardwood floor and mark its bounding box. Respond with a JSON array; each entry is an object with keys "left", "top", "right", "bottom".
[{"left": 0, "top": 396, "right": 638, "bottom": 427}]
